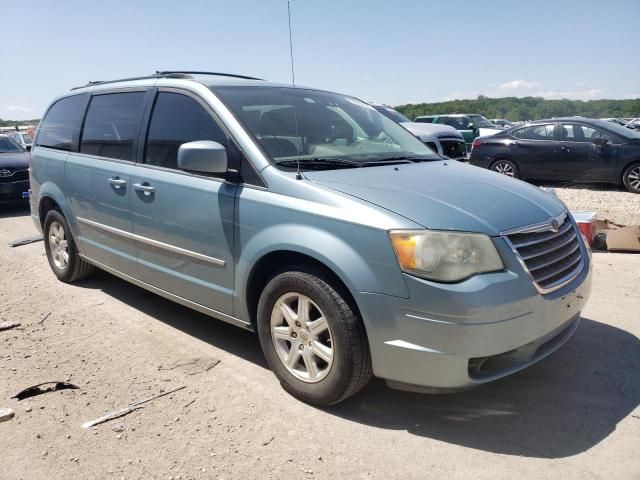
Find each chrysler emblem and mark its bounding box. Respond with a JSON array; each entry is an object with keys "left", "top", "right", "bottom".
[{"left": 0, "top": 169, "right": 12, "bottom": 177}]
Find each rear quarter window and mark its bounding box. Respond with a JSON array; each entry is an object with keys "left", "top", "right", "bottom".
[{"left": 36, "top": 94, "right": 89, "bottom": 152}]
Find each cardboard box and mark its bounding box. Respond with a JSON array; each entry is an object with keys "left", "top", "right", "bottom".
[{"left": 606, "top": 226, "right": 640, "bottom": 252}]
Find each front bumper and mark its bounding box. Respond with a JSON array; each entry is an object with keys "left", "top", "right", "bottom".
[
  {"left": 354, "top": 236, "right": 592, "bottom": 391},
  {"left": 0, "top": 179, "right": 29, "bottom": 201}
]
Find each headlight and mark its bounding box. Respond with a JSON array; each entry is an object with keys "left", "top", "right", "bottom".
[{"left": 389, "top": 230, "right": 504, "bottom": 282}]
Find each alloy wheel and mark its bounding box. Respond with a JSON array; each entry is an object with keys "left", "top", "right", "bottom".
[
  {"left": 48, "top": 221, "right": 69, "bottom": 270},
  {"left": 628, "top": 166, "right": 640, "bottom": 190},
  {"left": 493, "top": 161, "right": 515, "bottom": 177},
  {"left": 270, "top": 292, "right": 334, "bottom": 383}
]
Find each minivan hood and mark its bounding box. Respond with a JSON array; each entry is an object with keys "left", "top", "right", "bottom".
[
  {"left": 0, "top": 151, "right": 30, "bottom": 169},
  {"left": 305, "top": 161, "right": 565, "bottom": 235}
]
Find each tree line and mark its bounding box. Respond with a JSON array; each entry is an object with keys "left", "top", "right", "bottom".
[
  {"left": 396, "top": 96, "right": 640, "bottom": 121},
  {"left": 0, "top": 118, "right": 40, "bottom": 128}
]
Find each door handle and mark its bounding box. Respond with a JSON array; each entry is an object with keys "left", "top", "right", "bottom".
[
  {"left": 108, "top": 177, "right": 127, "bottom": 189},
  {"left": 133, "top": 182, "right": 155, "bottom": 196},
  {"left": 511, "top": 141, "right": 519, "bottom": 147},
  {"left": 561, "top": 146, "right": 571, "bottom": 152}
]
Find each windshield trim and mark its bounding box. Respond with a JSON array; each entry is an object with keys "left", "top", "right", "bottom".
[{"left": 0, "top": 136, "right": 26, "bottom": 153}]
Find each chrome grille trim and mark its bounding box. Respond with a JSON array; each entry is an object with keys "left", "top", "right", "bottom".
[{"left": 502, "top": 212, "right": 585, "bottom": 294}]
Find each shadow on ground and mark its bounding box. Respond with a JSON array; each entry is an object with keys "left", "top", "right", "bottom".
[
  {"left": 77, "top": 272, "right": 639, "bottom": 459},
  {"left": 78, "top": 270, "right": 267, "bottom": 368},
  {"left": 0, "top": 201, "right": 30, "bottom": 219}
]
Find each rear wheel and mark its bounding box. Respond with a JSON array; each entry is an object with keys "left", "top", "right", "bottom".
[
  {"left": 622, "top": 163, "right": 640, "bottom": 193},
  {"left": 257, "top": 269, "right": 372, "bottom": 406},
  {"left": 490, "top": 159, "right": 519, "bottom": 179},
  {"left": 44, "top": 210, "right": 94, "bottom": 282}
]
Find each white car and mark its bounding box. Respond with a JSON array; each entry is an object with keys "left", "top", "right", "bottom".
[
  {"left": 372, "top": 105, "right": 468, "bottom": 161},
  {"left": 7, "top": 131, "right": 33, "bottom": 151}
]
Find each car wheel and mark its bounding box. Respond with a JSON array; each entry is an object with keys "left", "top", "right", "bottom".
[
  {"left": 622, "top": 163, "right": 640, "bottom": 193},
  {"left": 257, "top": 269, "right": 372, "bottom": 406},
  {"left": 43, "top": 210, "right": 94, "bottom": 282},
  {"left": 491, "top": 159, "right": 519, "bottom": 178}
]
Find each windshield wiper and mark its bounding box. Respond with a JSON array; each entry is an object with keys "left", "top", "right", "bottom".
[
  {"left": 370, "top": 155, "right": 441, "bottom": 164},
  {"left": 273, "top": 158, "right": 362, "bottom": 169}
]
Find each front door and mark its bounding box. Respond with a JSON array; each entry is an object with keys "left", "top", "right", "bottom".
[
  {"left": 557, "top": 123, "right": 618, "bottom": 182},
  {"left": 131, "top": 90, "right": 238, "bottom": 315}
]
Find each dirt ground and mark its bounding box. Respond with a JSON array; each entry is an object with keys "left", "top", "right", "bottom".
[
  {"left": 1, "top": 202, "right": 639, "bottom": 480},
  {"left": 538, "top": 182, "right": 640, "bottom": 226}
]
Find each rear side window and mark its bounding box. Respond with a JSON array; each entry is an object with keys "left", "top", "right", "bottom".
[
  {"left": 144, "top": 92, "right": 232, "bottom": 170},
  {"left": 36, "top": 94, "right": 88, "bottom": 151},
  {"left": 80, "top": 92, "right": 146, "bottom": 161},
  {"left": 561, "top": 124, "right": 613, "bottom": 143},
  {"left": 512, "top": 124, "right": 555, "bottom": 140}
]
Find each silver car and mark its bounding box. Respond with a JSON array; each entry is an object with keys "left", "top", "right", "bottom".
[{"left": 29, "top": 71, "right": 591, "bottom": 405}]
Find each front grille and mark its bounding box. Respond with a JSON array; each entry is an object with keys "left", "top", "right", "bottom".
[
  {"left": 0, "top": 169, "right": 29, "bottom": 183},
  {"left": 440, "top": 140, "right": 467, "bottom": 159},
  {"left": 505, "top": 215, "right": 583, "bottom": 293}
]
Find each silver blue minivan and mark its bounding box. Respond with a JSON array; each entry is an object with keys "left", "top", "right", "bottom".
[{"left": 30, "top": 71, "right": 591, "bottom": 405}]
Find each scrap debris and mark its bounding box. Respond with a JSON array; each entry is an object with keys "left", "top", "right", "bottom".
[
  {"left": 0, "top": 321, "right": 20, "bottom": 332},
  {"left": 38, "top": 312, "right": 51, "bottom": 325},
  {"left": 81, "top": 385, "right": 186, "bottom": 429},
  {"left": 0, "top": 408, "right": 15, "bottom": 423},
  {"left": 8, "top": 235, "right": 43, "bottom": 247},
  {"left": 12, "top": 381, "right": 80, "bottom": 400}
]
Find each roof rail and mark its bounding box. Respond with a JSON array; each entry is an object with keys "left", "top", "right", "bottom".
[
  {"left": 155, "top": 70, "right": 264, "bottom": 81},
  {"left": 70, "top": 72, "right": 193, "bottom": 90},
  {"left": 70, "top": 70, "right": 262, "bottom": 91}
]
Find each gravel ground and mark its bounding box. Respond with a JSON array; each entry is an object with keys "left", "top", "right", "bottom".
[
  {"left": 0, "top": 203, "right": 639, "bottom": 480},
  {"left": 537, "top": 183, "right": 640, "bottom": 226}
]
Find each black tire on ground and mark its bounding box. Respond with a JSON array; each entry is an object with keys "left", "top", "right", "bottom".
[
  {"left": 622, "top": 162, "right": 640, "bottom": 193},
  {"left": 490, "top": 159, "right": 520, "bottom": 179},
  {"left": 43, "top": 209, "right": 94, "bottom": 283},
  {"left": 257, "top": 269, "right": 372, "bottom": 406}
]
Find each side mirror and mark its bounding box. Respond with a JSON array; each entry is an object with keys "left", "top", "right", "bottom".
[
  {"left": 178, "top": 141, "right": 227, "bottom": 174},
  {"left": 25, "top": 145, "right": 32, "bottom": 152},
  {"left": 468, "top": 123, "right": 477, "bottom": 132},
  {"left": 593, "top": 137, "right": 608, "bottom": 147}
]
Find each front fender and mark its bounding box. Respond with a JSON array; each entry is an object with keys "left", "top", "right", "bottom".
[{"left": 234, "top": 223, "right": 409, "bottom": 322}]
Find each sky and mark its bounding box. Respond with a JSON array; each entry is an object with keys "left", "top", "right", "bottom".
[{"left": 1, "top": 0, "right": 639, "bottom": 121}]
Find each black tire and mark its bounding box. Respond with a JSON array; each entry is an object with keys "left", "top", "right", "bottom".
[
  {"left": 490, "top": 159, "right": 520, "bottom": 179},
  {"left": 257, "top": 269, "right": 372, "bottom": 406},
  {"left": 43, "top": 210, "right": 94, "bottom": 283},
  {"left": 622, "top": 162, "right": 640, "bottom": 193}
]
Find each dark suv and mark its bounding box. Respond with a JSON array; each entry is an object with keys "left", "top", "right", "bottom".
[
  {"left": 469, "top": 118, "right": 640, "bottom": 193},
  {"left": 0, "top": 135, "right": 30, "bottom": 202}
]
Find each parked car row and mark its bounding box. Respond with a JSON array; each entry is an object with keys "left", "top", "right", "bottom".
[
  {"left": 469, "top": 117, "right": 640, "bottom": 193},
  {"left": 413, "top": 114, "right": 504, "bottom": 152},
  {"left": 371, "top": 105, "right": 467, "bottom": 161},
  {"left": 602, "top": 117, "right": 640, "bottom": 131},
  {"left": 27, "top": 71, "right": 592, "bottom": 405},
  {"left": 0, "top": 135, "right": 31, "bottom": 202}
]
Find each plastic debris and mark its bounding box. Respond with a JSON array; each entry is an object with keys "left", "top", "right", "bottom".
[
  {"left": 8, "top": 235, "right": 43, "bottom": 247},
  {"left": 81, "top": 385, "right": 186, "bottom": 429},
  {"left": 0, "top": 408, "right": 15, "bottom": 422},
  {"left": 12, "top": 382, "right": 80, "bottom": 400},
  {"left": 0, "top": 321, "right": 20, "bottom": 332}
]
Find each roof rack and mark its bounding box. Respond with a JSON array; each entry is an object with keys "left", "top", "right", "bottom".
[
  {"left": 71, "top": 70, "right": 262, "bottom": 91},
  {"left": 156, "top": 70, "right": 264, "bottom": 81}
]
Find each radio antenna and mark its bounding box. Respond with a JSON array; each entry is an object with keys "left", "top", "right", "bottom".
[{"left": 287, "top": 0, "right": 302, "bottom": 179}]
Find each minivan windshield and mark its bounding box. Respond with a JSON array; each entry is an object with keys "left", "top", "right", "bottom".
[
  {"left": 0, "top": 137, "right": 24, "bottom": 153},
  {"left": 214, "top": 86, "right": 439, "bottom": 169}
]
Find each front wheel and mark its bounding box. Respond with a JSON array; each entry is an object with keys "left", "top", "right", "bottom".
[
  {"left": 622, "top": 163, "right": 640, "bottom": 193},
  {"left": 257, "top": 269, "right": 372, "bottom": 406},
  {"left": 490, "top": 159, "right": 520, "bottom": 179}
]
